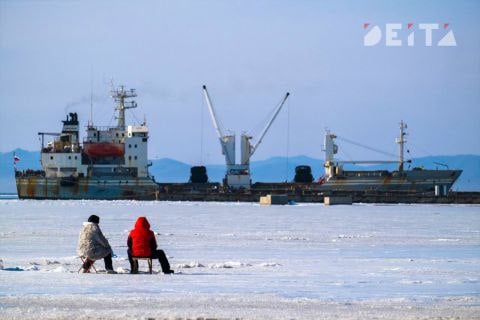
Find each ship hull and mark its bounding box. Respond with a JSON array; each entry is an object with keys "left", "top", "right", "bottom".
[
  {"left": 16, "top": 176, "right": 159, "bottom": 200},
  {"left": 15, "top": 170, "right": 462, "bottom": 201},
  {"left": 317, "top": 169, "right": 462, "bottom": 193}
]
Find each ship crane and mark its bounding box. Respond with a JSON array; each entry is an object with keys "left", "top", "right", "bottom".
[
  {"left": 202, "top": 85, "right": 290, "bottom": 189},
  {"left": 323, "top": 120, "right": 411, "bottom": 179}
]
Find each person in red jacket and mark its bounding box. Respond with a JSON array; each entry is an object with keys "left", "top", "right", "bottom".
[{"left": 127, "top": 217, "right": 174, "bottom": 274}]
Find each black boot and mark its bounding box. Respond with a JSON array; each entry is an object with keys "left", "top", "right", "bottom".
[
  {"left": 131, "top": 260, "right": 139, "bottom": 274},
  {"left": 104, "top": 253, "right": 114, "bottom": 272},
  {"left": 127, "top": 250, "right": 138, "bottom": 274}
]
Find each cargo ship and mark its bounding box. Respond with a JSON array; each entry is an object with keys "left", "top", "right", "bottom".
[
  {"left": 315, "top": 122, "right": 463, "bottom": 194},
  {"left": 156, "top": 122, "right": 463, "bottom": 202},
  {"left": 15, "top": 86, "right": 159, "bottom": 200},
  {"left": 15, "top": 85, "right": 463, "bottom": 202}
]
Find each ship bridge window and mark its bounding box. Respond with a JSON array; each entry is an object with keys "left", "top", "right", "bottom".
[
  {"left": 93, "top": 133, "right": 96, "bottom": 137},
  {"left": 68, "top": 156, "right": 71, "bottom": 159},
  {"left": 128, "top": 156, "right": 132, "bottom": 160},
  {"left": 134, "top": 144, "right": 137, "bottom": 148},
  {"left": 128, "top": 144, "right": 131, "bottom": 148},
  {"left": 134, "top": 156, "right": 137, "bottom": 160},
  {"left": 75, "top": 156, "right": 77, "bottom": 160},
  {"left": 122, "top": 133, "right": 125, "bottom": 137},
  {"left": 50, "top": 156, "right": 53, "bottom": 160},
  {"left": 116, "top": 133, "right": 119, "bottom": 137}
]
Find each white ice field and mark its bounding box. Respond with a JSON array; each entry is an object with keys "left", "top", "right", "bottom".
[{"left": 0, "top": 200, "right": 479, "bottom": 319}]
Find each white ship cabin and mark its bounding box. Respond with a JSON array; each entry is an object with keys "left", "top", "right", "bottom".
[
  {"left": 40, "top": 112, "right": 83, "bottom": 179},
  {"left": 41, "top": 119, "right": 150, "bottom": 179},
  {"left": 125, "top": 125, "right": 149, "bottom": 177}
]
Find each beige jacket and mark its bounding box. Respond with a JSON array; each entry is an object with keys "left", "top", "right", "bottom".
[{"left": 77, "top": 222, "right": 112, "bottom": 260}]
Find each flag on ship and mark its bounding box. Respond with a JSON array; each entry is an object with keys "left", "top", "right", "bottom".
[{"left": 13, "top": 153, "right": 20, "bottom": 171}]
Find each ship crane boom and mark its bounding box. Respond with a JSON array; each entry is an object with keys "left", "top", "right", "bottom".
[
  {"left": 249, "top": 92, "right": 290, "bottom": 158},
  {"left": 202, "top": 85, "right": 225, "bottom": 139},
  {"left": 202, "top": 85, "right": 235, "bottom": 166}
]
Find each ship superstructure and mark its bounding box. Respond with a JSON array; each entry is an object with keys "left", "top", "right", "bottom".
[
  {"left": 319, "top": 121, "right": 462, "bottom": 194},
  {"left": 16, "top": 86, "right": 159, "bottom": 200}
]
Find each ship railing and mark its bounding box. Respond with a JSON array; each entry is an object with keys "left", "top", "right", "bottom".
[
  {"left": 15, "top": 170, "right": 46, "bottom": 178},
  {"left": 82, "top": 139, "right": 124, "bottom": 144},
  {"left": 41, "top": 147, "right": 82, "bottom": 154},
  {"left": 86, "top": 125, "right": 124, "bottom": 132}
]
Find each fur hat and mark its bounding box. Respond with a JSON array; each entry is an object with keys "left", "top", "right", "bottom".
[{"left": 88, "top": 215, "right": 100, "bottom": 224}]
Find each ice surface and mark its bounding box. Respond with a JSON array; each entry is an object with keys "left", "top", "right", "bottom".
[{"left": 0, "top": 200, "right": 479, "bottom": 319}]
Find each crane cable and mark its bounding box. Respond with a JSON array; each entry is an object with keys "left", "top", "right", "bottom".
[
  {"left": 336, "top": 135, "right": 398, "bottom": 159},
  {"left": 200, "top": 95, "right": 204, "bottom": 165},
  {"left": 250, "top": 94, "right": 287, "bottom": 140},
  {"left": 285, "top": 98, "right": 290, "bottom": 182}
]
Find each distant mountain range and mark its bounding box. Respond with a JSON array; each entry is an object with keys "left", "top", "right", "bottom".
[{"left": 1, "top": 149, "right": 479, "bottom": 193}]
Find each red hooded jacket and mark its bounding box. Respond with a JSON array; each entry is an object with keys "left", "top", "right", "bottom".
[{"left": 127, "top": 217, "right": 157, "bottom": 257}]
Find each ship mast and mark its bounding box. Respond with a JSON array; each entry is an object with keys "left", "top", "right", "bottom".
[
  {"left": 396, "top": 120, "right": 407, "bottom": 172},
  {"left": 111, "top": 86, "right": 137, "bottom": 129}
]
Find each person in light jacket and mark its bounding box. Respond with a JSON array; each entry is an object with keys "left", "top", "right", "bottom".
[
  {"left": 77, "top": 214, "right": 115, "bottom": 273},
  {"left": 127, "top": 216, "right": 174, "bottom": 274}
]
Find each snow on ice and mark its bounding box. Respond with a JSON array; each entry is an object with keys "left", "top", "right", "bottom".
[{"left": 0, "top": 200, "right": 479, "bottom": 319}]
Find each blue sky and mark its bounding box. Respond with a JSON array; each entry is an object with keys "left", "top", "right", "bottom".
[{"left": 0, "top": 0, "right": 479, "bottom": 165}]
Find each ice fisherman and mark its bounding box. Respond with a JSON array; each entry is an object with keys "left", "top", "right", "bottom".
[
  {"left": 127, "top": 216, "right": 174, "bottom": 274},
  {"left": 77, "top": 214, "right": 116, "bottom": 273}
]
